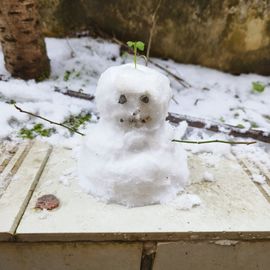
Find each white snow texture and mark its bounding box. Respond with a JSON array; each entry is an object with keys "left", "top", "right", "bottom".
[{"left": 79, "top": 64, "right": 189, "bottom": 207}]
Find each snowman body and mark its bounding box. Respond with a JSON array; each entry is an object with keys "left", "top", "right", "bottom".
[{"left": 78, "top": 64, "right": 189, "bottom": 207}]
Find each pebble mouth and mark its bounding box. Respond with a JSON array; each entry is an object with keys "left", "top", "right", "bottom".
[
  {"left": 119, "top": 116, "right": 152, "bottom": 127},
  {"left": 123, "top": 116, "right": 152, "bottom": 127}
]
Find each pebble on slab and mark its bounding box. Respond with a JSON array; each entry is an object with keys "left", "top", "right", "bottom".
[{"left": 35, "top": 194, "right": 60, "bottom": 210}]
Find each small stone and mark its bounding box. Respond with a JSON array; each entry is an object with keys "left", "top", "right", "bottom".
[
  {"left": 118, "top": 94, "right": 127, "bottom": 104},
  {"left": 35, "top": 194, "right": 60, "bottom": 210},
  {"left": 140, "top": 95, "right": 149, "bottom": 103}
]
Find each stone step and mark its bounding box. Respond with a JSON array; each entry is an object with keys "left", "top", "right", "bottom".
[{"left": 0, "top": 140, "right": 270, "bottom": 270}]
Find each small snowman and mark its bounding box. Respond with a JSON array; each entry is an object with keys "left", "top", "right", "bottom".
[{"left": 78, "top": 63, "right": 189, "bottom": 207}]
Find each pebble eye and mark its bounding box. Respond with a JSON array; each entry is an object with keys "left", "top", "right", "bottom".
[
  {"left": 118, "top": 94, "right": 127, "bottom": 104},
  {"left": 140, "top": 95, "right": 149, "bottom": 103}
]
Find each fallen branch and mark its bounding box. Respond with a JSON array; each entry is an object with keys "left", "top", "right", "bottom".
[
  {"left": 148, "top": 59, "right": 191, "bottom": 88},
  {"left": 44, "top": 89, "right": 270, "bottom": 143},
  {"left": 54, "top": 87, "right": 95, "bottom": 101},
  {"left": 14, "top": 104, "right": 85, "bottom": 136},
  {"left": 172, "top": 139, "right": 256, "bottom": 145},
  {"left": 167, "top": 112, "right": 270, "bottom": 144}
]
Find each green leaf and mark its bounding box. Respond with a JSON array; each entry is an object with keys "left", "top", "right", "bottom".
[
  {"left": 219, "top": 117, "right": 225, "bottom": 123},
  {"left": 64, "top": 70, "right": 71, "bottom": 81},
  {"left": 6, "top": 99, "right": 16, "bottom": 104},
  {"left": 250, "top": 121, "right": 259, "bottom": 128},
  {"left": 127, "top": 41, "right": 135, "bottom": 48},
  {"left": 19, "top": 128, "right": 35, "bottom": 139},
  {"left": 33, "top": 123, "right": 43, "bottom": 131},
  {"left": 252, "top": 81, "right": 265, "bottom": 93},
  {"left": 135, "top": 41, "right": 145, "bottom": 51},
  {"left": 263, "top": 115, "right": 270, "bottom": 121},
  {"left": 62, "top": 113, "right": 91, "bottom": 133},
  {"left": 40, "top": 129, "right": 50, "bottom": 137},
  {"left": 236, "top": 124, "right": 245, "bottom": 129},
  {"left": 19, "top": 123, "right": 55, "bottom": 139}
]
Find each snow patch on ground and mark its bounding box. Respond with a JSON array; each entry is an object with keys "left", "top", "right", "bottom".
[
  {"left": 167, "top": 193, "right": 201, "bottom": 210},
  {"left": 202, "top": 171, "right": 215, "bottom": 182},
  {"left": 0, "top": 37, "right": 269, "bottom": 144},
  {"left": 0, "top": 37, "right": 270, "bottom": 207},
  {"left": 251, "top": 173, "right": 266, "bottom": 184}
]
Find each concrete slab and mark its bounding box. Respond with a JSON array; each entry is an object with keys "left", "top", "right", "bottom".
[
  {"left": 16, "top": 146, "right": 270, "bottom": 242},
  {"left": 0, "top": 242, "right": 142, "bottom": 270},
  {"left": 0, "top": 142, "right": 22, "bottom": 198},
  {"left": 153, "top": 241, "right": 270, "bottom": 270},
  {"left": 0, "top": 141, "right": 52, "bottom": 241}
]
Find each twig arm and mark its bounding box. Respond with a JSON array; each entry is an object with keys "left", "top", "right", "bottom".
[
  {"left": 172, "top": 139, "right": 256, "bottom": 145},
  {"left": 13, "top": 104, "right": 256, "bottom": 144},
  {"left": 14, "top": 104, "right": 85, "bottom": 136}
]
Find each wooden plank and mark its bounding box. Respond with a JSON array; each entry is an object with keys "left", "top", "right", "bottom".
[
  {"left": 16, "top": 147, "right": 270, "bottom": 242},
  {"left": 237, "top": 157, "right": 270, "bottom": 202},
  {"left": 0, "top": 141, "right": 52, "bottom": 241},
  {"left": 0, "top": 143, "right": 17, "bottom": 169},
  {"left": 0, "top": 142, "right": 30, "bottom": 198}
]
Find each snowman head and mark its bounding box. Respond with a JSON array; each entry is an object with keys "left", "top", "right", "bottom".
[{"left": 96, "top": 64, "right": 172, "bottom": 131}]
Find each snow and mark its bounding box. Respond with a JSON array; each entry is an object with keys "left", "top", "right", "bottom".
[
  {"left": 251, "top": 173, "right": 266, "bottom": 184},
  {"left": 181, "top": 130, "right": 232, "bottom": 156},
  {"left": 59, "top": 167, "right": 78, "bottom": 187},
  {"left": 0, "top": 37, "right": 269, "bottom": 143},
  {"left": 202, "top": 171, "right": 215, "bottom": 182},
  {"left": 166, "top": 60, "right": 270, "bottom": 132},
  {"left": 78, "top": 64, "right": 189, "bottom": 207},
  {"left": 0, "top": 36, "right": 270, "bottom": 207},
  {"left": 0, "top": 37, "right": 120, "bottom": 142},
  {"left": 214, "top": 240, "right": 239, "bottom": 246},
  {"left": 167, "top": 193, "right": 201, "bottom": 210}
]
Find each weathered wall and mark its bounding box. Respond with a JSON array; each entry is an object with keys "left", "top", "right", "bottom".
[{"left": 38, "top": 0, "right": 270, "bottom": 75}]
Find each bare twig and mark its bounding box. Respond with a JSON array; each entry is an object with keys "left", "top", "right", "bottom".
[
  {"left": 148, "top": 59, "right": 191, "bottom": 87},
  {"left": 78, "top": 25, "right": 191, "bottom": 88},
  {"left": 14, "top": 104, "right": 85, "bottom": 136},
  {"left": 66, "top": 38, "right": 76, "bottom": 58},
  {"left": 172, "top": 139, "right": 256, "bottom": 145},
  {"left": 139, "top": 55, "right": 148, "bottom": 65},
  {"left": 172, "top": 95, "right": 179, "bottom": 105},
  {"left": 13, "top": 104, "right": 260, "bottom": 145},
  {"left": 167, "top": 112, "right": 270, "bottom": 144},
  {"left": 146, "top": 0, "right": 162, "bottom": 65},
  {"left": 113, "top": 37, "right": 191, "bottom": 88}
]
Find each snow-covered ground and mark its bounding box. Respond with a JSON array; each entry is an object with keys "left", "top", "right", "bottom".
[{"left": 0, "top": 37, "right": 270, "bottom": 191}]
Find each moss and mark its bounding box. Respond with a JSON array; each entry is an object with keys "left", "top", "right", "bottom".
[{"left": 35, "top": 67, "right": 51, "bottom": 82}]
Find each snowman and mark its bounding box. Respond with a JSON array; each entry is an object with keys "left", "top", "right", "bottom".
[{"left": 78, "top": 63, "right": 189, "bottom": 207}]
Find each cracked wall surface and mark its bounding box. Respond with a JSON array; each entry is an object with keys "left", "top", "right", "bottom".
[{"left": 39, "top": 0, "right": 270, "bottom": 75}]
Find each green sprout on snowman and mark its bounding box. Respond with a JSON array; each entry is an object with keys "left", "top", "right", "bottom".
[{"left": 127, "top": 41, "right": 145, "bottom": 68}]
